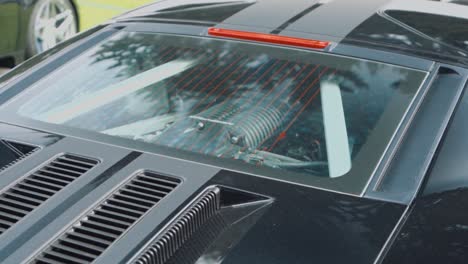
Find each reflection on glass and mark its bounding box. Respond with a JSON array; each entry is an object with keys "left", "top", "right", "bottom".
[
  {"left": 18, "top": 32, "right": 427, "bottom": 192},
  {"left": 386, "top": 10, "right": 468, "bottom": 55}
]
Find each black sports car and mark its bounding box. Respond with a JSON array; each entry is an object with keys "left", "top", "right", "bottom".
[{"left": 0, "top": 0, "right": 468, "bottom": 263}]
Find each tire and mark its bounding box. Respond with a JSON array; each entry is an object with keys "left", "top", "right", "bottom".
[{"left": 26, "top": 0, "right": 78, "bottom": 57}]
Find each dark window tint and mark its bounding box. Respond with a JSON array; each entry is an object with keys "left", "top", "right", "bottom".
[
  {"left": 16, "top": 32, "right": 427, "bottom": 193},
  {"left": 386, "top": 10, "right": 468, "bottom": 55}
]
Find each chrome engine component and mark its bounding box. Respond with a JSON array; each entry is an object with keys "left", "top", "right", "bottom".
[
  {"left": 228, "top": 105, "right": 284, "bottom": 148},
  {"left": 190, "top": 100, "right": 286, "bottom": 149}
]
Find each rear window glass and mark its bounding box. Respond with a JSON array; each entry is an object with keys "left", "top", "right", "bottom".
[
  {"left": 15, "top": 32, "right": 427, "bottom": 193},
  {"left": 386, "top": 10, "right": 468, "bottom": 54}
]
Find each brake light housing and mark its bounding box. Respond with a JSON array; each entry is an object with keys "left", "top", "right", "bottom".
[{"left": 208, "top": 27, "right": 330, "bottom": 50}]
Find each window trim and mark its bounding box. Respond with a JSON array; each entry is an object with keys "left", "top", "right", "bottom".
[{"left": 0, "top": 23, "right": 433, "bottom": 197}]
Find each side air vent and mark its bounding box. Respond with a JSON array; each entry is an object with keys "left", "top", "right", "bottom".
[
  {"left": 131, "top": 186, "right": 273, "bottom": 264},
  {"left": 135, "top": 188, "right": 223, "bottom": 264},
  {"left": 0, "top": 154, "right": 98, "bottom": 235},
  {"left": 33, "top": 171, "right": 181, "bottom": 264},
  {"left": 0, "top": 139, "right": 38, "bottom": 174}
]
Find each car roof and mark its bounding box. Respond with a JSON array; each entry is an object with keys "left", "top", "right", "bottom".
[
  {"left": 118, "top": 0, "right": 391, "bottom": 39},
  {"left": 115, "top": 0, "right": 468, "bottom": 67}
]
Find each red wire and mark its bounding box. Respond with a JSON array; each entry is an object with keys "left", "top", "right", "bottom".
[
  {"left": 252, "top": 64, "right": 307, "bottom": 147},
  {"left": 187, "top": 56, "right": 245, "bottom": 113},
  {"left": 185, "top": 59, "right": 289, "bottom": 151},
  {"left": 184, "top": 59, "right": 251, "bottom": 151},
  {"left": 150, "top": 48, "right": 208, "bottom": 114},
  {"left": 217, "top": 61, "right": 296, "bottom": 156},
  {"left": 197, "top": 59, "right": 284, "bottom": 153},
  {"left": 268, "top": 69, "right": 335, "bottom": 151},
  {"left": 172, "top": 55, "right": 245, "bottom": 149}
]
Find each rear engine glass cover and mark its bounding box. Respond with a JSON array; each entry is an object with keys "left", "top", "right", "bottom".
[{"left": 14, "top": 32, "right": 427, "bottom": 194}]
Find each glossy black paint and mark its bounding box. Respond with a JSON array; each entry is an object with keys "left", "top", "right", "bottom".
[
  {"left": 365, "top": 66, "right": 468, "bottom": 204},
  {"left": 0, "top": 25, "right": 110, "bottom": 99},
  {"left": 382, "top": 78, "right": 468, "bottom": 264},
  {"left": 343, "top": 13, "right": 468, "bottom": 68},
  {"left": 0, "top": 0, "right": 467, "bottom": 263},
  {"left": 385, "top": 10, "right": 468, "bottom": 53},
  {"left": 205, "top": 171, "right": 404, "bottom": 264},
  {"left": 120, "top": 0, "right": 468, "bottom": 67},
  {"left": 0, "top": 122, "right": 61, "bottom": 147}
]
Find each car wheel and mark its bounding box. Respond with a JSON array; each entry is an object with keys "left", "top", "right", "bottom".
[{"left": 27, "top": 0, "right": 78, "bottom": 56}]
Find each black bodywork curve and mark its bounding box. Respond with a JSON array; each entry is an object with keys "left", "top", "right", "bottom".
[
  {"left": 382, "top": 76, "right": 468, "bottom": 264},
  {"left": 204, "top": 170, "right": 404, "bottom": 264}
]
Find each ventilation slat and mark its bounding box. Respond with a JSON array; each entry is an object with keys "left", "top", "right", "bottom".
[
  {"left": 88, "top": 214, "right": 132, "bottom": 229},
  {"left": 23, "top": 178, "right": 62, "bottom": 191},
  {"left": 136, "top": 175, "right": 178, "bottom": 190},
  {"left": 120, "top": 189, "right": 161, "bottom": 203},
  {"left": 44, "top": 166, "right": 82, "bottom": 177},
  {"left": 57, "top": 156, "right": 96, "bottom": 168},
  {"left": 32, "top": 171, "right": 180, "bottom": 263},
  {"left": 9, "top": 187, "right": 49, "bottom": 201},
  {"left": 31, "top": 174, "right": 71, "bottom": 186},
  {"left": 106, "top": 198, "right": 150, "bottom": 212},
  {"left": 67, "top": 232, "right": 113, "bottom": 248},
  {"left": 93, "top": 208, "right": 138, "bottom": 223},
  {"left": 125, "top": 184, "right": 168, "bottom": 198},
  {"left": 0, "top": 197, "right": 36, "bottom": 211},
  {"left": 38, "top": 169, "right": 78, "bottom": 181},
  {"left": 138, "top": 174, "right": 180, "bottom": 187},
  {"left": 0, "top": 154, "right": 97, "bottom": 235},
  {"left": 52, "top": 243, "right": 98, "bottom": 261},
  {"left": 44, "top": 249, "right": 90, "bottom": 264},
  {"left": 59, "top": 237, "right": 104, "bottom": 255},
  {"left": 0, "top": 218, "right": 14, "bottom": 227},
  {"left": 130, "top": 180, "right": 173, "bottom": 194},
  {"left": 17, "top": 183, "right": 55, "bottom": 196},
  {"left": 0, "top": 203, "right": 28, "bottom": 216},
  {"left": 113, "top": 193, "right": 154, "bottom": 207},
  {"left": 139, "top": 173, "right": 180, "bottom": 187},
  {"left": 80, "top": 220, "right": 125, "bottom": 235},
  {"left": 133, "top": 188, "right": 222, "bottom": 264},
  {"left": 0, "top": 210, "right": 22, "bottom": 221},
  {"left": 100, "top": 204, "right": 144, "bottom": 218},
  {"left": 72, "top": 226, "right": 118, "bottom": 242},
  {"left": 3, "top": 193, "right": 41, "bottom": 206},
  {"left": 51, "top": 161, "right": 90, "bottom": 172},
  {"left": 35, "top": 256, "right": 64, "bottom": 264}
]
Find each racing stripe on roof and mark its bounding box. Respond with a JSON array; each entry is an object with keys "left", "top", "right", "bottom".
[
  {"left": 217, "top": 0, "right": 320, "bottom": 32},
  {"left": 270, "top": 3, "right": 324, "bottom": 34},
  {"left": 283, "top": 0, "right": 391, "bottom": 38}
]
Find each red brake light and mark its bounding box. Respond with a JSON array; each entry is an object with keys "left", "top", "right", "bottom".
[{"left": 208, "top": 27, "right": 330, "bottom": 50}]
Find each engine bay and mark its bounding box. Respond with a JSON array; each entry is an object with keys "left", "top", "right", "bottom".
[
  {"left": 16, "top": 32, "right": 426, "bottom": 180},
  {"left": 105, "top": 94, "right": 331, "bottom": 175}
]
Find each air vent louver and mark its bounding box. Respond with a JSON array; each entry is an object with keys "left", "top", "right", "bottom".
[
  {"left": 130, "top": 186, "right": 273, "bottom": 264},
  {"left": 0, "top": 154, "right": 98, "bottom": 235},
  {"left": 0, "top": 139, "right": 38, "bottom": 174},
  {"left": 33, "top": 171, "right": 180, "bottom": 264},
  {"left": 134, "top": 188, "right": 223, "bottom": 264}
]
